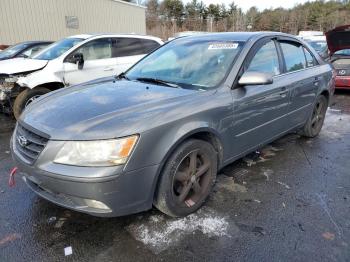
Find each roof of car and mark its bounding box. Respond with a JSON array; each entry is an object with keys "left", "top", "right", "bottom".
[
  {"left": 67, "top": 34, "right": 94, "bottom": 40},
  {"left": 177, "top": 31, "right": 297, "bottom": 42},
  {"left": 68, "top": 33, "right": 163, "bottom": 42},
  {"left": 16, "top": 40, "right": 53, "bottom": 45}
]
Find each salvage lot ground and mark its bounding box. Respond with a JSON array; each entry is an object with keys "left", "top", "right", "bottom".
[{"left": 0, "top": 92, "right": 350, "bottom": 262}]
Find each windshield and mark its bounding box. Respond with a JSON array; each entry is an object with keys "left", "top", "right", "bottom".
[
  {"left": 33, "top": 38, "right": 83, "bottom": 60},
  {"left": 334, "top": 49, "right": 350, "bottom": 56},
  {"left": 0, "top": 42, "right": 30, "bottom": 59},
  {"left": 307, "top": 41, "right": 328, "bottom": 53},
  {"left": 126, "top": 38, "right": 244, "bottom": 90}
]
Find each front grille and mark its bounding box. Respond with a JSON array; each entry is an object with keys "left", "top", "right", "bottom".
[{"left": 15, "top": 124, "right": 49, "bottom": 164}]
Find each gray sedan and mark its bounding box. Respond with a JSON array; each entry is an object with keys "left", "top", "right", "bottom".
[{"left": 11, "top": 32, "right": 335, "bottom": 217}]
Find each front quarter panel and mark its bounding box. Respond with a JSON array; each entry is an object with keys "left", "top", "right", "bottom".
[
  {"left": 124, "top": 87, "right": 234, "bottom": 172},
  {"left": 17, "top": 59, "right": 64, "bottom": 88}
]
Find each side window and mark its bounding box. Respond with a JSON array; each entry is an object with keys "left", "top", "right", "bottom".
[
  {"left": 303, "top": 47, "right": 317, "bottom": 67},
  {"left": 113, "top": 38, "right": 145, "bottom": 57},
  {"left": 246, "top": 41, "right": 280, "bottom": 76},
  {"left": 140, "top": 39, "right": 160, "bottom": 53},
  {"left": 74, "top": 38, "right": 112, "bottom": 61},
  {"left": 280, "top": 42, "right": 306, "bottom": 72}
]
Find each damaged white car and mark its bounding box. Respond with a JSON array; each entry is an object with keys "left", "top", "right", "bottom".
[{"left": 0, "top": 34, "right": 163, "bottom": 119}]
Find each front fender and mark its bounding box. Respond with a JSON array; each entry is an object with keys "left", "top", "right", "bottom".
[
  {"left": 126, "top": 121, "right": 223, "bottom": 172},
  {"left": 17, "top": 69, "right": 63, "bottom": 89},
  {"left": 125, "top": 122, "right": 223, "bottom": 208}
]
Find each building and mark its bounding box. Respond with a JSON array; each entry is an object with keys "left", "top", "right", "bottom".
[{"left": 0, "top": 0, "right": 146, "bottom": 45}]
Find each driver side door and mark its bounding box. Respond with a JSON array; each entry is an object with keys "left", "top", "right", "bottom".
[
  {"left": 63, "top": 38, "right": 117, "bottom": 86},
  {"left": 230, "top": 38, "right": 291, "bottom": 157}
]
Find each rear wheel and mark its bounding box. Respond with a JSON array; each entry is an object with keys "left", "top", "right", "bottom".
[
  {"left": 154, "top": 139, "right": 217, "bottom": 217},
  {"left": 13, "top": 87, "right": 50, "bottom": 119},
  {"left": 300, "top": 95, "right": 328, "bottom": 138}
]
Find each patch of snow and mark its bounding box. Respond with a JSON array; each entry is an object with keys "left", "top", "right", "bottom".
[
  {"left": 127, "top": 208, "right": 229, "bottom": 253},
  {"left": 321, "top": 110, "right": 350, "bottom": 139},
  {"left": 277, "top": 181, "right": 291, "bottom": 189},
  {"left": 261, "top": 168, "right": 273, "bottom": 181}
]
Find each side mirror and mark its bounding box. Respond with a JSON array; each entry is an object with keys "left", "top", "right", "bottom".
[
  {"left": 72, "top": 52, "right": 84, "bottom": 70},
  {"left": 238, "top": 71, "right": 273, "bottom": 86}
]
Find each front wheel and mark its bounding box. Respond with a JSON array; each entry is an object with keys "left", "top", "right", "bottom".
[
  {"left": 299, "top": 95, "right": 328, "bottom": 138},
  {"left": 13, "top": 87, "right": 50, "bottom": 119},
  {"left": 154, "top": 139, "right": 217, "bottom": 217}
]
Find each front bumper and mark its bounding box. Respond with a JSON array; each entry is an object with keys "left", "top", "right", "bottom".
[
  {"left": 335, "top": 76, "right": 350, "bottom": 89},
  {"left": 11, "top": 139, "right": 160, "bottom": 217}
]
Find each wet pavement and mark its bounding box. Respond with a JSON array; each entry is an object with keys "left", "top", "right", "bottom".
[{"left": 1, "top": 92, "right": 350, "bottom": 262}]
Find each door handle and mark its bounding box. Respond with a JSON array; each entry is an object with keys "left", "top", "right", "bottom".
[
  {"left": 279, "top": 91, "right": 288, "bottom": 98},
  {"left": 279, "top": 87, "right": 288, "bottom": 98},
  {"left": 104, "top": 67, "right": 113, "bottom": 71},
  {"left": 313, "top": 77, "right": 320, "bottom": 86}
]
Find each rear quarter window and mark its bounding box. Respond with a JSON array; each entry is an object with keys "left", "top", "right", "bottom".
[
  {"left": 303, "top": 47, "right": 318, "bottom": 67},
  {"left": 140, "top": 39, "right": 160, "bottom": 53},
  {"left": 113, "top": 38, "right": 146, "bottom": 57}
]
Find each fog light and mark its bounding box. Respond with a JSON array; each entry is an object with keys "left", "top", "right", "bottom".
[{"left": 84, "top": 199, "right": 110, "bottom": 210}]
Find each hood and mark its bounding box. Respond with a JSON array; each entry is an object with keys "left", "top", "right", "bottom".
[
  {"left": 20, "top": 79, "right": 198, "bottom": 140},
  {"left": 0, "top": 58, "right": 48, "bottom": 75},
  {"left": 326, "top": 25, "right": 350, "bottom": 55}
]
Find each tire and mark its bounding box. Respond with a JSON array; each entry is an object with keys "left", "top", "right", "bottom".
[
  {"left": 13, "top": 87, "right": 50, "bottom": 120},
  {"left": 154, "top": 139, "right": 218, "bottom": 217},
  {"left": 299, "top": 95, "right": 328, "bottom": 138}
]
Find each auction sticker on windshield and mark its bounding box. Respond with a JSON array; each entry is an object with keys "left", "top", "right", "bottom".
[{"left": 208, "top": 42, "right": 239, "bottom": 50}]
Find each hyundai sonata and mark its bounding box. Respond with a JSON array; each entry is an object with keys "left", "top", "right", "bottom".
[{"left": 11, "top": 32, "right": 334, "bottom": 217}]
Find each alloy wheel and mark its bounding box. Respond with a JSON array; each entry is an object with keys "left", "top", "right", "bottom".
[
  {"left": 311, "top": 99, "right": 326, "bottom": 133},
  {"left": 172, "top": 149, "right": 212, "bottom": 207}
]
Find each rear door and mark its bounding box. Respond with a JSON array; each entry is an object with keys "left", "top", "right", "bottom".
[
  {"left": 112, "top": 37, "right": 161, "bottom": 75},
  {"left": 278, "top": 40, "right": 320, "bottom": 126},
  {"left": 63, "top": 38, "right": 117, "bottom": 85},
  {"left": 230, "top": 38, "right": 291, "bottom": 157}
]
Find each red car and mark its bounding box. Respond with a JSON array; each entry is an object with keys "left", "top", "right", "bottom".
[{"left": 326, "top": 25, "right": 350, "bottom": 89}]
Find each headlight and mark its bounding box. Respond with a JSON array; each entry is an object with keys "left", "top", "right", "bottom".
[
  {"left": 0, "top": 77, "right": 18, "bottom": 91},
  {"left": 54, "top": 135, "right": 138, "bottom": 167},
  {"left": 5, "top": 77, "right": 18, "bottom": 83}
]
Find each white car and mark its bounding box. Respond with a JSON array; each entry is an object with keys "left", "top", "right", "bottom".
[{"left": 0, "top": 34, "right": 163, "bottom": 118}]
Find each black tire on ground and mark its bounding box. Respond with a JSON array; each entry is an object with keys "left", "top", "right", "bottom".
[
  {"left": 299, "top": 95, "right": 328, "bottom": 138},
  {"left": 13, "top": 87, "right": 50, "bottom": 119},
  {"left": 154, "top": 139, "right": 218, "bottom": 217}
]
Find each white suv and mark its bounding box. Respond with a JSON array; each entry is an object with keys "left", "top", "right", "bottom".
[{"left": 0, "top": 34, "right": 163, "bottom": 118}]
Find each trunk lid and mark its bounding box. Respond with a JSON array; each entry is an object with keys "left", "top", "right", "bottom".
[{"left": 325, "top": 25, "right": 350, "bottom": 56}]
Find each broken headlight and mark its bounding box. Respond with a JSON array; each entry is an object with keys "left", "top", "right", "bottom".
[{"left": 0, "top": 77, "right": 18, "bottom": 92}]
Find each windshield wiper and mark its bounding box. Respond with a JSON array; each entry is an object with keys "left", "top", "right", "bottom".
[
  {"left": 135, "top": 77, "right": 181, "bottom": 88},
  {"left": 115, "top": 72, "right": 130, "bottom": 80}
]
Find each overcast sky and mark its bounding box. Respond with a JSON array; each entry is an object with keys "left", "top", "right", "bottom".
[{"left": 183, "top": 0, "right": 316, "bottom": 11}]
